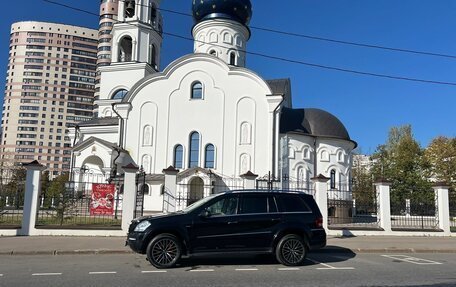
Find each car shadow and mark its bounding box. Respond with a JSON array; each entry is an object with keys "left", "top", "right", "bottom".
[{"left": 175, "top": 247, "right": 356, "bottom": 269}]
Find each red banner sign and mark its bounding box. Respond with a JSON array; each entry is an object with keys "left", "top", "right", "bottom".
[{"left": 90, "top": 184, "right": 116, "bottom": 216}]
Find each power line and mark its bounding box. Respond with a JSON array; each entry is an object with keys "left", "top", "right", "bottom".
[
  {"left": 122, "top": 0, "right": 456, "bottom": 60},
  {"left": 43, "top": 0, "right": 456, "bottom": 87}
]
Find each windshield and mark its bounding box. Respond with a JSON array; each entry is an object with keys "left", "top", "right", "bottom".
[{"left": 182, "top": 193, "right": 221, "bottom": 213}]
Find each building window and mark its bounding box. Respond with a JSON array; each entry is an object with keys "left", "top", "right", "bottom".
[
  {"left": 151, "top": 44, "right": 156, "bottom": 67},
  {"left": 209, "top": 50, "right": 217, "bottom": 56},
  {"left": 204, "top": 144, "right": 215, "bottom": 168},
  {"left": 230, "top": 52, "right": 236, "bottom": 65},
  {"left": 174, "top": 145, "right": 183, "bottom": 169},
  {"left": 118, "top": 36, "right": 133, "bottom": 62},
  {"left": 111, "top": 89, "right": 128, "bottom": 99},
  {"left": 330, "top": 169, "right": 336, "bottom": 189},
  {"left": 189, "top": 132, "right": 200, "bottom": 168},
  {"left": 191, "top": 82, "right": 203, "bottom": 99}
]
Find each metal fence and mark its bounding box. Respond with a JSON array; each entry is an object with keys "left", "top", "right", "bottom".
[
  {"left": 36, "top": 171, "right": 123, "bottom": 229},
  {"left": 256, "top": 177, "right": 315, "bottom": 197},
  {"left": 390, "top": 190, "right": 439, "bottom": 231},
  {"left": 450, "top": 190, "right": 455, "bottom": 232},
  {"left": 0, "top": 168, "right": 26, "bottom": 229},
  {"left": 327, "top": 184, "right": 380, "bottom": 230},
  {"left": 176, "top": 177, "right": 245, "bottom": 210}
]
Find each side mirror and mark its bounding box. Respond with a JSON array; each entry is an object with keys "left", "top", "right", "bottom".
[{"left": 200, "top": 209, "right": 211, "bottom": 218}]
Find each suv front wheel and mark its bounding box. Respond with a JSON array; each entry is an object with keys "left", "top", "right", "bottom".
[
  {"left": 275, "top": 234, "right": 307, "bottom": 266},
  {"left": 146, "top": 234, "right": 182, "bottom": 269}
]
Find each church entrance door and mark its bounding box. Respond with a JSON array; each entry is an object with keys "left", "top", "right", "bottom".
[{"left": 188, "top": 177, "right": 204, "bottom": 206}]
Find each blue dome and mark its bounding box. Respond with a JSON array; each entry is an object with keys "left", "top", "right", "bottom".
[{"left": 192, "top": 0, "right": 253, "bottom": 26}]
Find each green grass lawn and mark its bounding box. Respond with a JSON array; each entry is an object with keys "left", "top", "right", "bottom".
[{"left": 1, "top": 215, "right": 121, "bottom": 229}]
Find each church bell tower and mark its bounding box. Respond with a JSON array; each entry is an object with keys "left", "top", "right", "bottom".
[{"left": 98, "top": 0, "right": 163, "bottom": 107}]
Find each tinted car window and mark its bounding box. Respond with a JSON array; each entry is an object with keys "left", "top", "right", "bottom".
[
  {"left": 275, "top": 194, "right": 311, "bottom": 212},
  {"left": 206, "top": 196, "right": 238, "bottom": 216},
  {"left": 268, "top": 196, "right": 278, "bottom": 213},
  {"left": 239, "top": 195, "right": 268, "bottom": 214}
]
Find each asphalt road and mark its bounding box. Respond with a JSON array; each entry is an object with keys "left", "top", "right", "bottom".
[{"left": 0, "top": 252, "right": 456, "bottom": 287}]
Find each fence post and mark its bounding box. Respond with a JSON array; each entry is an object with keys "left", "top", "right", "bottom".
[
  {"left": 311, "top": 174, "right": 330, "bottom": 231},
  {"left": 432, "top": 183, "right": 450, "bottom": 235},
  {"left": 374, "top": 180, "right": 392, "bottom": 232},
  {"left": 21, "top": 161, "right": 46, "bottom": 236},
  {"left": 121, "top": 163, "right": 139, "bottom": 232},
  {"left": 240, "top": 171, "right": 258, "bottom": 189},
  {"left": 163, "top": 166, "right": 179, "bottom": 213}
]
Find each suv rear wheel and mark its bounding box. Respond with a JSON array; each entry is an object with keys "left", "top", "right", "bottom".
[
  {"left": 275, "top": 234, "right": 307, "bottom": 266},
  {"left": 146, "top": 234, "right": 182, "bottom": 269}
]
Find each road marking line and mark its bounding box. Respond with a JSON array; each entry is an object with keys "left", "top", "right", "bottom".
[
  {"left": 89, "top": 272, "right": 117, "bottom": 275},
  {"left": 382, "top": 255, "right": 442, "bottom": 265},
  {"left": 235, "top": 268, "right": 259, "bottom": 271},
  {"left": 189, "top": 269, "right": 214, "bottom": 272},
  {"left": 141, "top": 270, "right": 167, "bottom": 273},
  {"left": 308, "top": 258, "right": 355, "bottom": 270},
  {"left": 278, "top": 267, "right": 300, "bottom": 271},
  {"left": 316, "top": 267, "right": 355, "bottom": 270},
  {"left": 32, "top": 273, "right": 62, "bottom": 276}
]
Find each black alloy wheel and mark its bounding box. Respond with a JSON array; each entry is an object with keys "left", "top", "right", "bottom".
[
  {"left": 147, "top": 234, "right": 182, "bottom": 269},
  {"left": 275, "top": 234, "right": 307, "bottom": 266}
]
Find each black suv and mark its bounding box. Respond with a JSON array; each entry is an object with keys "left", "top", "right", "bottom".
[{"left": 126, "top": 190, "right": 326, "bottom": 268}]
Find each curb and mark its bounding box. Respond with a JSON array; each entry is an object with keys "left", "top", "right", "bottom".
[{"left": 0, "top": 248, "right": 456, "bottom": 256}]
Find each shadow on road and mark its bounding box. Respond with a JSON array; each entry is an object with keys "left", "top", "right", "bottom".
[{"left": 175, "top": 246, "right": 356, "bottom": 268}]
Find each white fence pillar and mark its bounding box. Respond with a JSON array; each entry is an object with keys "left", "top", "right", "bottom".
[
  {"left": 312, "top": 174, "right": 329, "bottom": 231},
  {"left": 241, "top": 171, "right": 258, "bottom": 190},
  {"left": 21, "top": 161, "right": 46, "bottom": 236},
  {"left": 121, "top": 163, "right": 138, "bottom": 232},
  {"left": 433, "top": 183, "right": 450, "bottom": 235},
  {"left": 163, "top": 166, "right": 179, "bottom": 213},
  {"left": 374, "top": 180, "right": 392, "bottom": 232}
]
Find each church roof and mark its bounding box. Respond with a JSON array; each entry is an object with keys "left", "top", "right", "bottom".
[
  {"left": 76, "top": 117, "right": 119, "bottom": 127},
  {"left": 73, "top": 136, "right": 118, "bottom": 152},
  {"left": 280, "top": 107, "right": 356, "bottom": 145},
  {"left": 266, "top": 78, "right": 290, "bottom": 95},
  {"left": 192, "top": 0, "right": 253, "bottom": 26}
]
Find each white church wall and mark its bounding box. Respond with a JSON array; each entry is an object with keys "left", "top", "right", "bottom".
[
  {"left": 123, "top": 55, "right": 277, "bottom": 177},
  {"left": 143, "top": 183, "right": 164, "bottom": 213}
]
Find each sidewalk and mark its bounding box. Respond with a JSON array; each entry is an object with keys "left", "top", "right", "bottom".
[{"left": 1, "top": 235, "right": 456, "bottom": 256}]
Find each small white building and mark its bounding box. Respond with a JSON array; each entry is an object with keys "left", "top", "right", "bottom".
[{"left": 69, "top": 0, "right": 357, "bottom": 213}]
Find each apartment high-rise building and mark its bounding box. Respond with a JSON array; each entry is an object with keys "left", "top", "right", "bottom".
[
  {"left": 0, "top": 21, "right": 98, "bottom": 176},
  {"left": 95, "top": 0, "right": 119, "bottom": 113}
]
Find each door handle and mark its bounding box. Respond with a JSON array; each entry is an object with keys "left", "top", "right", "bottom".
[
  {"left": 271, "top": 218, "right": 280, "bottom": 222},
  {"left": 227, "top": 221, "right": 238, "bottom": 225}
]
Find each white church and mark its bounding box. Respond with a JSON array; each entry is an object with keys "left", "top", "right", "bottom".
[{"left": 69, "top": 0, "right": 357, "bottom": 213}]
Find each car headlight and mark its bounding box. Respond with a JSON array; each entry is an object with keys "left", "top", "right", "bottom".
[{"left": 134, "top": 221, "right": 151, "bottom": 232}]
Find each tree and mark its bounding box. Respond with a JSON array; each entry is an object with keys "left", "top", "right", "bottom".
[
  {"left": 424, "top": 136, "right": 456, "bottom": 190},
  {"left": 371, "top": 125, "right": 431, "bottom": 204}
]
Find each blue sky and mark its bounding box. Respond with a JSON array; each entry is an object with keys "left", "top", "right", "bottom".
[{"left": 1, "top": 0, "right": 455, "bottom": 154}]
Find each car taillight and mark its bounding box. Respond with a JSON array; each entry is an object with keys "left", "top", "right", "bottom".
[{"left": 315, "top": 217, "right": 323, "bottom": 228}]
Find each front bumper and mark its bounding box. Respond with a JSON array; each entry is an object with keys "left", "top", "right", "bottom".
[{"left": 126, "top": 231, "right": 148, "bottom": 254}]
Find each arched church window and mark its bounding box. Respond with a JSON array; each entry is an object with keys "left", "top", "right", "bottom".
[
  {"left": 142, "top": 154, "right": 151, "bottom": 173},
  {"left": 151, "top": 3, "right": 157, "bottom": 24},
  {"left": 204, "top": 144, "right": 215, "bottom": 168},
  {"left": 111, "top": 89, "right": 128, "bottom": 99},
  {"left": 189, "top": 132, "right": 200, "bottom": 168},
  {"left": 230, "top": 52, "right": 236, "bottom": 66},
  {"left": 330, "top": 169, "right": 336, "bottom": 189},
  {"left": 119, "top": 36, "right": 133, "bottom": 62},
  {"left": 174, "top": 145, "right": 183, "bottom": 169},
  {"left": 151, "top": 44, "right": 156, "bottom": 67},
  {"left": 191, "top": 82, "right": 203, "bottom": 99}
]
